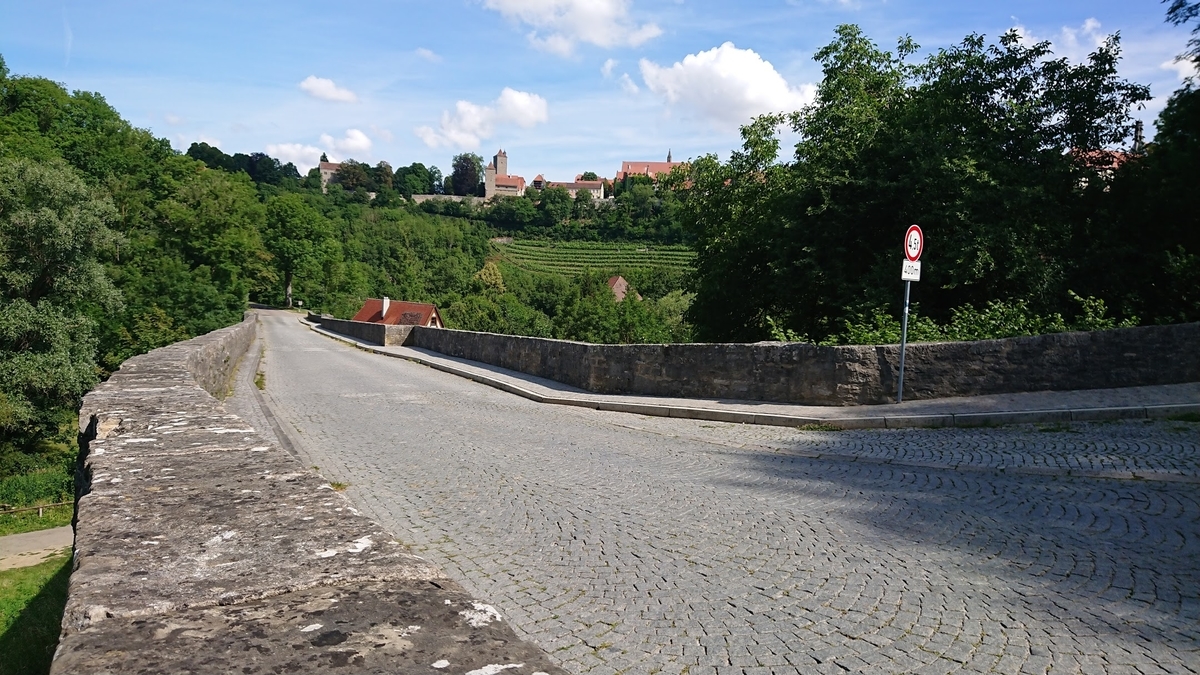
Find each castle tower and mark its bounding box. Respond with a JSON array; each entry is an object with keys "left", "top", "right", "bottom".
[{"left": 494, "top": 149, "right": 508, "bottom": 177}]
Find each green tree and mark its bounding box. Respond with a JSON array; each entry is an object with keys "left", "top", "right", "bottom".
[
  {"left": 683, "top": 25, "right": 1150, "bottom": 342},
  {"left": 538, "top": 186, "right": 572, "bottom": 226},
  {"left": 580, "top": 171, "right": 599, "bottom": 181},
  {"left": 263, "top": 194, "right": 332, "bottom": 308},
  {"left": 450, "top": 153, "right": 484, "bottom": 196},
  {"left": 1166, "top": 0, "right": 1200, "bottom": 64},
  {"left": 572, "top": 189, "right": 595, "bottom": 219},
  {"left": 0, "top": 159, "right": 120, "bottom": 444}
]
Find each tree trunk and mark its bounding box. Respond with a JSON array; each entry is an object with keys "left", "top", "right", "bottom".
[{"left": 285, "top": 270, "right": 294, "bottom": 309}]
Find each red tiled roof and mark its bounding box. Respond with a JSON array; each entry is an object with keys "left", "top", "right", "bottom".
[
  {"left": 352, "top": 298, "right": 443, "bottom": 327},
  {"left": 616, "top": 160, "right": 683, "bottom": 180},
  {"left": 495, "top": 175, "right": 526, "bottom": 189},
  {"left": 606, "top": 275, "right": 640, "bottom": 302},
  {"left": 1071, "top": 149, "right": 1132, "bottom": 172},
  {"left": 319, "top": 161, "right": 341, "bottom": 172}
]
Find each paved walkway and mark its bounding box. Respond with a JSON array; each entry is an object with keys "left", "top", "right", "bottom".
[
  {"left": 304, "top": 321, "right": 1200, "bottom": 431},
  {"left": 236, "top": 311, "right": 1200, "bottom": 675},
  {"left": 0, "top": 526, "right": 73, "bottom": 571}
]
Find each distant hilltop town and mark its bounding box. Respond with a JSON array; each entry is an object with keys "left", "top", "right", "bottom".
[
  {"left": 485, "top": 148, "right": 683, "bottom": 200},
  {"left": 318, "top": 149, "right": 685, "bottom": 200}
]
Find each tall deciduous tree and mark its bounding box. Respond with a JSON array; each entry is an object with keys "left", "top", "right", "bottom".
[
  {"left": 0, "top": 158, "right": 121, "bottom": 442},
  {"left": 450, "top": 153, "right": 484, "bottom": 196},
  {"left": 263, "top": 194, "right": 332, "bottom": 308}
]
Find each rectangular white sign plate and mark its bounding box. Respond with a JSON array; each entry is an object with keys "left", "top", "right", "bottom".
[{"left": 902, "top": 260, "right": 921, "bottom": 281}]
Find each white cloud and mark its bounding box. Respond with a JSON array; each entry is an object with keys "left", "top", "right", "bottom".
[
  {"left": 415, "top": 87, "right": 549, "bottom": 150},
  {"left": 266, "top": 143, "right": 325, "bottom": 170},
  {"left": 1056, "top": 17, "right": 1106, "bottom": 61},
  {"left": 196, "top": 134, "right": 222, "bottom": 147},
  {"left": 416, "top": 48, "right": 442, "bottom": 62},
  {"left": 601, "top": 58, "right": 617, "bottom": 78},
  {"left": 619, "top": 73, "right": 639, "bottom": 94},
  {"left": 482, "top": 0, "right": 661, "bottom": 56},
  {"left": 1162, "top": 57, "right": 1199, "bottom": 80},
  {"left": 319, "top": 129, "right": 373, "bottom": 157},
  {"left": 299, "top": 76, "right": 359, "bottom": 103},
  {"left": 370, "top": 125, "right": 395, "bottom": 143},
  {"left": 640, "top": 43, "right": 816, "bottom": 128},
  {"left": 1011, "top": 18, "right": 1107, "bottom": 62},
  {"left": 164, "top": 113, "right": 185, "bottom": 126}
]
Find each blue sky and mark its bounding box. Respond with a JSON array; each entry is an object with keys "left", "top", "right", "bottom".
[{"left": 1, "top": 1, "right": 1193, "bottom": 181}]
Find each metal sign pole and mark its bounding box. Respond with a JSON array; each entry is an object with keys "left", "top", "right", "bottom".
[{"left": 897, "top": 280, "right": 911, "bottom": 404}]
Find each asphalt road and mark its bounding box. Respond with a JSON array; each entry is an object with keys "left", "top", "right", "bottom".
[{"left": 240, "top": 311, "right": 1200, "bottom": 675}]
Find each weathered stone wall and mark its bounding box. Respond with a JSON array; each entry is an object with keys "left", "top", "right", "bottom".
[
  {"left": 311, "top": 314, "right": 412, "bottom": 346},
  {"left": 58, "top": 312, "right": 563, "bottom": 673},
  {"left": 312, "top": 315, "right": 1200, "bottom": 405}
]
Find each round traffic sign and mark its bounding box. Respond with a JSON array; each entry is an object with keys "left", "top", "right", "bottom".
[{"left": 904, "top": 225, "right": 924, "bottom": 262}]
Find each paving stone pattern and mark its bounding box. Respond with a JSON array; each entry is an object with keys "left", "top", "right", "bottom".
[{"left": 252, "top": 312, "right": 1200, "bottom": 675}]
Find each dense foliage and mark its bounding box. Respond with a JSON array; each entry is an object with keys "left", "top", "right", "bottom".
[
  {"left": 682, "top": 25, "right": 1197, "bottom": 343},
  {"left": 0, "top": 51, "right": 693, "bottom": 506}
]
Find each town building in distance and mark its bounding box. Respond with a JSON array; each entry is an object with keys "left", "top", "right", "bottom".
[
  {"left": 483, "top": 149, "right": 684, "bottom": 200},
  {"left": 614, "top": 150, "right": 684, "bottom": 182}
]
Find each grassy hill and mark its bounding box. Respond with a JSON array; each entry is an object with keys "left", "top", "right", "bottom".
[{"left": 493, "top": 239, "right": 695, "bottom": 277}]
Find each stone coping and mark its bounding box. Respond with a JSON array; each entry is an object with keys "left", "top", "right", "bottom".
[{"left": 55, "top": 313, "right": 565, "bottom": 674}]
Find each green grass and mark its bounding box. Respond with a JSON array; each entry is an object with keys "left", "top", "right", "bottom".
[
  {"left": 0, "top": 550, "right": 72, "bottom": 675},
  {"left": 494, "top": 240, "right": 695, "bottom": 276},
  {"left": 795, "top": 423, "right": 843, "bottom": 432},
  {"left": 0, "top": 504, "right": 73, "bottom": 538}
]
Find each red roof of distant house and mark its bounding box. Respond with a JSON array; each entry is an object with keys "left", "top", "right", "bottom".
[
  {"left": 319, "top": 161, "right": 341, "bottom": 172},
  {"left": 616, "top": 160, "right": 684, "bottom": 181},
  {"left": 1071, "top": 149, "right": 1132, "bottom": 173},
  {"left": 606, "top": 275, "right": 641, "bottom": 302},
  {"left": 352, "top": 298, "right": 443, "bottom": 327},
  {"left": 495, "top": 175, "right": 526, "bottom": 189}
]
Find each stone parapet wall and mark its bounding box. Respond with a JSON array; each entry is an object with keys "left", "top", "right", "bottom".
[
  {"left": 58, "top": 312, "right": 561, "bottom": 673},
  {"left": 402, "top": 322, "right": 1200, "bottom": 405},
  {"left": 311, "top": 315, "right": 1200, "bottom": 405},
  {"left": 311, "top": 314, "right": 413, "bottom": 346}
]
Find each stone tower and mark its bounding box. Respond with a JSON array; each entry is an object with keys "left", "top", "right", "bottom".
[{"left": 494, "top": 149, "right": 508, "bottom": 177}]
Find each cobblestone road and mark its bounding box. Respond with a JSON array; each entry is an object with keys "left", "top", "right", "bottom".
[{"left": 246, "top": 312, "right": 1200, "bottom": 675}]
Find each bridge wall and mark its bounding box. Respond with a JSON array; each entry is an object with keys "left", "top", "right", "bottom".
[
  {"left": 313, "top": 315, "right": 414, "bottom": 346},
  {"left": 310, "top": 314, "right": 1200, "bottom": 405},
  {"left": 57, "top": 312, "right": 559, "bottom": 673}
]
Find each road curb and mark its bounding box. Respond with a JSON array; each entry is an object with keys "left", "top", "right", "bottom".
[{"left": 302, "top": 320, "right": 1200, "bottom": 433}]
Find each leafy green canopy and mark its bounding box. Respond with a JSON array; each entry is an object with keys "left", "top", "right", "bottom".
[
  {"left": 682, "top": 25, "right": 1167, "bottom": 342},
  {"left": 0, "top": 159, "right": 119, "bottom": 443}
]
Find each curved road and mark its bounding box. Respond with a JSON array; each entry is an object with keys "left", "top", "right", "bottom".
[{"left": 241, "top": 311, "right": 1199, "bottom": 675}]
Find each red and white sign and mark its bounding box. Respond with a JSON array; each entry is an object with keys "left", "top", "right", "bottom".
[{"left": 904, "top": 225, "right": 924, "bottom": 262}]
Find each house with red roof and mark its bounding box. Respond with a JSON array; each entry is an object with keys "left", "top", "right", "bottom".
[
  {"left": 607, "top": 276, "right": 641, "bottom": 302},
  {"left": 352, "top": 297, "right": 444, "bottom": 328},
  {"left": 614, "top": 150, "right": 684, "bottom": 182}
]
